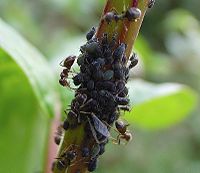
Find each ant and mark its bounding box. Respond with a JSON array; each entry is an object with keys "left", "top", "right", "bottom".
[
  {"left": 59, "top": 55, "right": 76, "bottom": 69},
  {"left": 59, "top": 55, "right": 76, "bottom": 89},
  {"left": 56, "top": 144, "right": 79, "bottom": 170},
  {"left": 105, "top": 119, "right": 132, "bottom": 145},
  {"left": 103, "top": 7, "right": 142, "bottom": 24},
  {"left": 114, "top": 120, "right": 133, "bottom": 145}
]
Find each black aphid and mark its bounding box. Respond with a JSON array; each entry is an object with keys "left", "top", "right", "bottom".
[
  {"left": 88, "top": 158, "right": 98, "bottom": 172},
  {"left": 86, "top": 27, "right": 96, "bottom": 41},
  {"left": 82, "top": 147, "right": 90, "bottom": 157}
]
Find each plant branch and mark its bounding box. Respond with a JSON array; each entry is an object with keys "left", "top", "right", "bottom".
[{"left": 53, "top": 0, "right": 149, "bottom": 173}]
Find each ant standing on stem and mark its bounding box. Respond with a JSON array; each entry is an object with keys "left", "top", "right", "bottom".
[{"left": 59, "top": 55, "right": 76, "bottom": 89}]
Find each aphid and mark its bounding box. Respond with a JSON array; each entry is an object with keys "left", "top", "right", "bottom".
[
  {"left": 77, "top": 54, "right": 85, "bottom": 66},
  {"left": 85, "top": 42, "right": 101, "bottom": 55},
  {"left": 103, "top": 70, "right": 114, "bottom": 81},
  {"left": 82, "top": 147, "right": 90, "bottom": 157},
  {"left": 54, "top": 124, "right": 63, "bottom": 145},
  {"left": 129, "top": 52, "right": 138, "bottom": 69},
  {"left": 92, "top": 70, "right": 103, "bottom": 80},
  {"left": 103, "top": 11, "right": 117, "bottom": 23},
  {"left": 54, "top": 135, "right": 61, "bottom": 145},
  {"left": 118, "top": 105, "right": 130, "bottom": 111},
  {"left": 114, "top": 68, "right": 125, "bottom": 80},
  {"left": 73, "top": 73, "right": 84, "bottom": 86},
  {"left": 114, "top": 120, "right": 133, "bottom": 144},
  {"left": 75, "top": 93, "right": 87, "bottom": 105},
  {"left": 87, "top": 80, "right": 95, "bottom": 91},
  {"left": 56, "top": 160, "right": 67, "bottom": 170},
  {"left": 80, "top": 64, "right": 88, "bottom": 73},
  {"left": 88, "top": 158, "right": 98, "bottom": 172},
  {"left": 86, "top": 27, "right": 96, "bottom": 41},
  {"left": 91, "top": 143, "right": 101, "bottom": 159},
  {"left": 84, "top": 54, "right": 94, "bottom": 64},
  {"left": 85, "top": 112, "right": 110, "bottom": 138},
  {"left": 101, "top": 33, "right": 109, "bottom": 46},
  {"left": 124, "top": 7, "right": 142, "bottom": 21},
  {"left": 118, "top": 86, "right": 128, "bottom": 97},
  {"left": 81, "top": 111, "right": 110, "bottom": 143},
  {"left": 96, "top": 81, "right": 116, "bottom": 92},
  {"left": 113, "top": 43, "right": 126, "bottom": 61},
  {"left": 148, "top": 0, "right": 155, "bottom": 8},
  {"left": 115, "top": 96, "right": 129, "bottom": 105},
  {"left": 90, "top": 59, "right": 105, "bottom": 73},
  {"left": 63, "top": 119, "right": 70, "bottom": 131},
  {"left": 60, "top": 55, "right": 76, "bottom": 69},
  {"left": 98, "top": 143, "right": 106, "bottom": 155},
  {"left": 91, "top": 113, "right": 110, "bottom": 138},
  {"left": 116, "top": 80, "right": 125, "bottom": 93}
]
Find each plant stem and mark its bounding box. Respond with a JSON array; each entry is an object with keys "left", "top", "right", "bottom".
[
  {"left": 53, "top": 0, "right": 149, "bottom": 173},
  {"left": 97, "top": 0, "right": 149, "bottom": 58}
]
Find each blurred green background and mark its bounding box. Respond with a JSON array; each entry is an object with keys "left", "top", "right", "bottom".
[{"left": 0, "top": 0, "right": 200, "bottom": 173}]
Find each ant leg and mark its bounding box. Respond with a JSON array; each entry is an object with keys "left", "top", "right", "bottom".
[
  {"left": 103, "top": 120, "right": 120, "bottom": 134},
  {"left": 79, "top": 99, "right": 93, "bottom": 109},
  {"left": 69, "top": 157, "right": 86, "bottom": 167},
  {"left": 59, "top": 59, "right": 65, "bottom": 67}
]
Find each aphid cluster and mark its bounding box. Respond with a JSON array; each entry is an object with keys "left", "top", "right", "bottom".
[{"left": 54, "top": 6, "right": 141, "bottom": 173}]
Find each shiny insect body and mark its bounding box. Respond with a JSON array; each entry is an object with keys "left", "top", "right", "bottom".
[
  {"left": 59, "top": 55, "right": 76, "bottom": 89},
  {"left": 114, "top": 120, "right": 132, "bottom": 144},
  {"left": 80, "top": 111, "right": 110, "bottom": 144}
]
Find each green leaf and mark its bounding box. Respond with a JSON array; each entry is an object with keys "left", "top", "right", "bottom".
[
  {"left": 0, "top": 51, "right": 49, "bottom": 173},
  {"left": 0, "top": 18, "right": 59, "bottom": 117},
  {"left": 124, "top": 79, "right": 198, "bottom": 129}
]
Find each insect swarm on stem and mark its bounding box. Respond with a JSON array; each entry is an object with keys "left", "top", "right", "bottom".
[{"left": 53, "top": 0, "right": 153, "bottom": 172}]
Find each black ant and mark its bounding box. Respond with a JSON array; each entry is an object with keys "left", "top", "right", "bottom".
[{"left": 56, "top": 144, "right": 79, "bottom": 170}]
